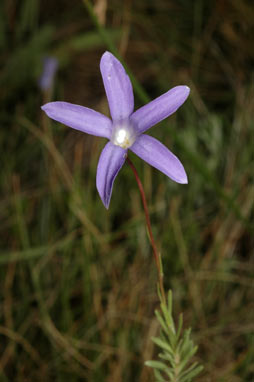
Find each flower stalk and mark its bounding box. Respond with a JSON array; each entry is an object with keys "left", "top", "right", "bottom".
[
  {"left": 126, "top": 160, "right": 203, "bottom": 382},
  {"left": 127, "top": 156, "right": 166, "bottom": 304}
]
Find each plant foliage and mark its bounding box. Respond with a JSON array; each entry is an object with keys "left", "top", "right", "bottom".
[{"left": 146, "top": 291, "right": 203, "bottom": 382}]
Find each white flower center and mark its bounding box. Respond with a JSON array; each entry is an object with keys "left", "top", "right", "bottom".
[
  {"left": 111, "top": 122, "right": 136, "bottom": 149},
  {"left": 115, "top": 129, "right": 127, "bottom": 145}
]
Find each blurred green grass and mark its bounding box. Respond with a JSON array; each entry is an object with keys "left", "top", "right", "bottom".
[{"left": 0, "top": 0, "right": 254, "bottom": 381}]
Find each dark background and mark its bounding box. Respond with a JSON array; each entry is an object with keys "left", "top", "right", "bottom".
[{"left": 0, "top": 0, "right": 254, "bottom": 381}]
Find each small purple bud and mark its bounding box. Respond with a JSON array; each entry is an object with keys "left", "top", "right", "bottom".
[{"left": 38, "top": 56, "right": 58, "bottom": 91}]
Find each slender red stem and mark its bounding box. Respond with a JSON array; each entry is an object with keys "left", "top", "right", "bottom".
[{"left": 127, "top": 157, "right": 166, "bottom": 303}]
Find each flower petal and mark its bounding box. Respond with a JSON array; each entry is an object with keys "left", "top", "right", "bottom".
[
  {"left": 130, "top": 134, "right": 188, "bottom": 184},
  {"left": 96, "top": 142, "right": 127, "bottom": 208},
  {"left": 130, "top": 86, "right": 190, "bottom": 134},
  {"left": 100, "top": 51, "right": 134, "bottom": 121},
  {"left": 41, "top": 102, "right": 112, "bottom": 139}
]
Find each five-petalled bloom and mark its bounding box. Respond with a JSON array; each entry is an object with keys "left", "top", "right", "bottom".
[{"left": 41, "top": 52, "right": 190, "bottom": 208}]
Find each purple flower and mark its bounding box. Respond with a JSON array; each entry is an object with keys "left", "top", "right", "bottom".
[
  {"left": 38, "top": 56, "right": 58, "bottom": 91},
  {"left": 41, "top": 52, "right": 190, "bottom": 208}
]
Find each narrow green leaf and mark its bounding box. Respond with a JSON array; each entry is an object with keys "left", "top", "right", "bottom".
[
  {"left": 161, "top": 332, "right": 176, "bottom": 354},
  {"left": 161, "top": 302, "right": 175, "bottom": 335},
  {"left": 167, "top": 290, "right": 173, "bottom": 315},
  {"left": 178, "top": 329, "right": 192, "bottom": 356},
  {"left": 180, "top": 361, "right": 198, "bottom": 378},
  {"left": 145, "top": 360, "right": 168, "bottom": 371},
  {"left": 176, "top": 313, "right": 183, "bottom": 341},
  {"left": 179, "top": 346, "right": 198, "bottom": 374},
  {"left": 180, "top": 365, "right": 203, "bottom": 382},
  {"left": 155, "top": 309, "right": 168, "bottom": 334},
  {"left": 154, "top": 369, "right": 166, "bottom": 382},
  {"left": 159, "top": 351, "right": 175, "bottom": 365},
  {"left": 152, "top": 336, "right": 174, "bottom": 354}
]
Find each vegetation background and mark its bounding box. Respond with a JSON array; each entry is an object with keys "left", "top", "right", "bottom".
[{"left": 0, "top": 0, "right": 254, "bottom": 381}]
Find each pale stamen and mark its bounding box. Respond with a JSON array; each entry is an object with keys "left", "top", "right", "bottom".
[
  {"left": 111, "top": 122, "right": 136, "bottom": 149},
  {"left": 115, "top": 129, "right": 127, "bottom": 145}
]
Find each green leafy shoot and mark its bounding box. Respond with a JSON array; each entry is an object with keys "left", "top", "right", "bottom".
[{"left": 145, "top": 291, "right": 203, "bottom": 382}]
